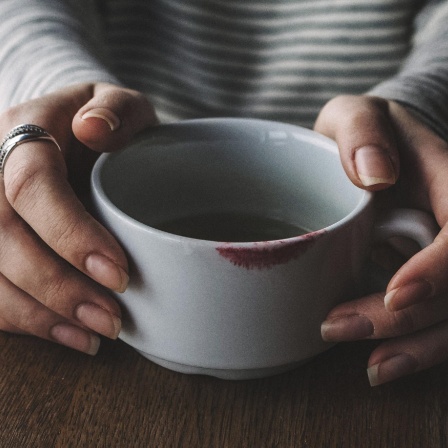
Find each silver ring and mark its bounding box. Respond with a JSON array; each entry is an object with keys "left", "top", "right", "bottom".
[{"left": 0, "top": 124, "right": 61, "bottom": 175}]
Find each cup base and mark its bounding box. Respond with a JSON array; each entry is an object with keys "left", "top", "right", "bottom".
[{"left": 135, "top": 349, "right": 312, "bottom": 380}]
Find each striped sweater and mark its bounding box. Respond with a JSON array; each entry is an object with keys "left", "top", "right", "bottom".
[{"left": 0, "top": 0, "right": 447, "bottom": 140}]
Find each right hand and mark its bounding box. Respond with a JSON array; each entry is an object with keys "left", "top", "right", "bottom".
[
  {"left": 0, "top": 82, "right": 158, "bottom": 354},
  {"left": 315, "top": 95, "right": 448, "bottom": 385}
]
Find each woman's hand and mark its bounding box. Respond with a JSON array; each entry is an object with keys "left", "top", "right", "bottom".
[
  {"left": 315, "top": 95, "right": 448, "bottom": 386},
  {"left": 0, "top": 82, "right": 157, "bottom": 354}
]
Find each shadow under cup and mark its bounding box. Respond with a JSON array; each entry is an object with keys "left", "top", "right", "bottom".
[{"left": 91, "top": 119, "right": 372, "bottom": 379}]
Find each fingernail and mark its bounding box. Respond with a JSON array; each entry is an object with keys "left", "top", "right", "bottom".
[
  {"left": 384, "top": 280, "right": 432, "bottom": 311},
  {"left": 321, "top": 314, "right": 374, "bottom": 341},
  {"left": 81, "top": 108, "right": 121, "bottom": 131},
  {"left": 367, "top": 353, "right": 418, "bottom": 386},
  {"left": 355, "top": 145, "right": 396, "bottom": 187},
  {"left": 85, "top": 253, "right": 129, "bottom": 292},
  {"left": 75, "top": 302, "right": 121, "bottom": 339},
  {"left": 50, "top": 323, "right": 101, "bottom": 355}
]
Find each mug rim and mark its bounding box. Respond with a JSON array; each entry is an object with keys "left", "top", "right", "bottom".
[{"left": 91, "top": 118, "right": 373, "bottom": 247}]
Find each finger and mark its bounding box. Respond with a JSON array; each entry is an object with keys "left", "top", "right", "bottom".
[
  {"left": 0, "top": 194, "right": 121, "bottom": 339},
  {"left": 0, "top": 272, "right": 100, "bottom": 355},
  {"left": 72, "top": 83, "right": 159, "bottom": 152},
  {"left": 366, "top": 321, "right": 448, "bottom": 386},
  {"left": 383, "top": 222, "right": 448, "bottom": 312},
  {"left": 361, "top": 102, "right": 448, "bottom": 312},
  {"left": 3, "top": 138, "right": 129, "bottom": 293},
  {"left": 314, "top": 95, "right": 399, "bottom": 191},
  {"left": 321, "top": 292, "right": 448, "bottom": 341}
]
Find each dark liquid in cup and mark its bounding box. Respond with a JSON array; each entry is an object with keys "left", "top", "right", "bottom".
[{"left": 156, "top": 212, "right": 309, "bottom": 242}]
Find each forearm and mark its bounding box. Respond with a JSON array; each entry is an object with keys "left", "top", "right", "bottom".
[
  {"left": 369, "top": 0, "right": 448, "bottom": 142},
  {"left": 0, "top": 0, "right": 118, "bottom": 110}
]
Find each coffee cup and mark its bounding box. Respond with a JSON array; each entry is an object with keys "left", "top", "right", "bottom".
[{"left": 91, "top": 118, "right": 438, "bottom": 379}]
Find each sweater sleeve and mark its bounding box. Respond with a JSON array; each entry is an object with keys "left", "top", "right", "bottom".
[
  {"left": 369, "top": 0, "right": 448, "bottom": 142},
  {"left": 0, "top": 0, "right": 119, "bottom": 111}
]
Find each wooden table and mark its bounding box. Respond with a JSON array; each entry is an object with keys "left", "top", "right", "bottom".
[{"left": 1, "top": 332, "right": 447, "bottom": 448}]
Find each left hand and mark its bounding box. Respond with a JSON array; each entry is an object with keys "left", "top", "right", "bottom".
[
  {"left": 0, "top": 82, "right": 158, "bottom": 354},
  {"left": 314, "top": 95, "right": 448, "bottom": 386}
]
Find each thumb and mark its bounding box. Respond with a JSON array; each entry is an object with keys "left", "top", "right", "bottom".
[
  {"left": 72, "top": 83, "right": 159, "bottom": 152},
  {"left": 314, "top": 95, "right": 399, "bottom": 192}
]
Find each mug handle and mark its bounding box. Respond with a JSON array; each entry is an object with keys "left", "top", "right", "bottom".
[
  {"left": 361, "top": 208, "right": 439, "bottom": 293},
  {"left": 373, "top": 208, "right": 439, "bottom": 248}
]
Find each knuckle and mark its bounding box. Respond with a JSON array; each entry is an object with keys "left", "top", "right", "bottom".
[
  {"left": 4, "top": 162, "right": 41, "bottom": 210},
  {"left": 51, "top": 215, "right": 84, "bottom": 256},
  {"left": 0, "top": 198, "right": 20, "bottom": 238},
  {"left": 38, "top": 265, "right": 73, "bottom": 312},
  {"left": 13, "top": 305, "right": 41, "bottom": 333},
  {"left": 43, "top": 293, "right": 71, "bottom": 320},
  {"left": 3, "top": 143, "right": 65, "bottom": 212},
  {"left": 1, "top": 297, "right": 52, "bottom": 337}
]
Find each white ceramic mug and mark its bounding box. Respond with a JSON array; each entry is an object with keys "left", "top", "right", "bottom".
[{"left": 91, "top": 118, "right": 438, "bottom": 379}]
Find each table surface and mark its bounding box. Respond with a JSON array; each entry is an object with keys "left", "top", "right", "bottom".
[{"left": 1, "top": 332, "right": 447, "bottom": 448}]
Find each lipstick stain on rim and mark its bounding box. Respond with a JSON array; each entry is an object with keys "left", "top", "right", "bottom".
[{"left": 216, "top": 229, "right": 326, "bottom": 270}]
